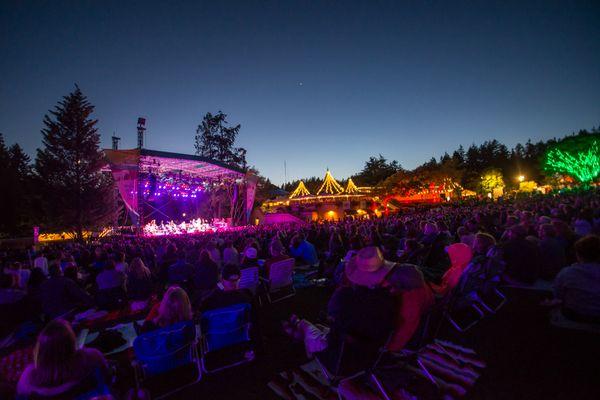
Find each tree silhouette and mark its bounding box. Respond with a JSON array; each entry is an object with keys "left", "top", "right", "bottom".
[
  {"left": 194, "top": 111, "right": 247, "bottom": 169},
  {"left": 35, "top": 86, "right": 117, "bottom": 239}
]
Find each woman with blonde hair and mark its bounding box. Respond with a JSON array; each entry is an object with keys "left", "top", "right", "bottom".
[
  {"left": 17, "top": 319, "right": 110, "bottom": 398},
  {"left": 127, "top": 257, "right": 153, "bottom": 300},
  {"left": 141, "top": 286, "right": 193, "bottom": 333}
]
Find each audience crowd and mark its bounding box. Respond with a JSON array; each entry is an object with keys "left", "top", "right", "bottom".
[{"left": 0, "top": 190, "right": 599, "bottom": 399}]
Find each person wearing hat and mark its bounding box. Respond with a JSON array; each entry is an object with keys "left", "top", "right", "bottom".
[
  {"left": 240, "top": 247, "right": 260, "bottom": 270},
  {"left": 282, "top": 246, "right": 395, "bottom": 364}
]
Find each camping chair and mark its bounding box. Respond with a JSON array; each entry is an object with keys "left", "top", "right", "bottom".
[
  {"left": 443, "top": 257, "right": 508, "bottom": 332},
  {"left": 238, "top": 267, "right": 260, "bottom": 295},
  {"left": 131, "top": 320, "right": 201, "bottom": 399},
  {"left": 315, "top": 332, "right": 393, "bottom": 387},
  {"left": 200, "top": 302, "right": 254, "bottom": 373},
  {"left": 260, "top": 258, "right": 296, "bottom": 303}
]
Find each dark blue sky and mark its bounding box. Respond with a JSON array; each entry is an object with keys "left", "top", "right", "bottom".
[{"left": 1, "top": 0, "right": 599, "bottom": 185}]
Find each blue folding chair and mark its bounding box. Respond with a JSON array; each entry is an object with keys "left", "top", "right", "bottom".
[
  {"left": 200, "top": 302, "right": 254, "bottom": 373},
  {"left": 132, "top": 320, "right": 201, "bottom": 399}
]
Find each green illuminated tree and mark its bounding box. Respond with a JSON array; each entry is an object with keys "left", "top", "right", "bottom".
[{"left": 543, "top": 133, "right": 600, "bottom": 184}]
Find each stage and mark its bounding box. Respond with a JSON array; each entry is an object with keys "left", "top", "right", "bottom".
[{"left": 104, "top": 148, "right": 256, "bottom": 235}]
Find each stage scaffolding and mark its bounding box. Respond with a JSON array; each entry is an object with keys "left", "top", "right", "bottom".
[{"left": 103, "top": 148, "right": 255, "bottom": 228}]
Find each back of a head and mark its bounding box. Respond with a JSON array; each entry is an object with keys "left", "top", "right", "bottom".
[
  {"left": 34, "top": 319, "right": 77, "bottom": 384},
  {"left": 270, "top": 240, "right": 284, "bottom": 256},
  {"left": 574, "top": 235, "right": 600, "bottom": 264},
  {"left": 423, "top": 222, "right": 438, "bottom": 235},
  {"left": 473, "top": 232, "right": 496, "bottom": 255},
  {"left": 157, "top": 286, "right": 192, "bottom": 327},
  {"left": 221, "top": 264, "right": 241, "bottom": 291}
]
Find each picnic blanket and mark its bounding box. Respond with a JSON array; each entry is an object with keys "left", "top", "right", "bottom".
[
  {"left": 269, "top": 341, "right": 484, "bottom": 400},
  {"left": 268, "top": 359, "right": 338, "bottom": 400}
]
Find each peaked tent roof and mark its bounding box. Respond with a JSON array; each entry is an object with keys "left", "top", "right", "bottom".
[
  {"left": 345, "top": 178, "right": 360, "bottom": 194},
  {"left": 316, "top": 170, "right": 344, "bottom": 195},
  {"left": 289, "top": 180, "right": 311, "bottom": 198}
]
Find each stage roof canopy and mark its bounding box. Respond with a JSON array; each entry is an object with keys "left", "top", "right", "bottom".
[{"left": 104, "top": 148, "right": 245, "bottom": 180}]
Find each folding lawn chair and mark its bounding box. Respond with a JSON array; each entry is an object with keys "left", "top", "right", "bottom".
[
  {"left": 200, "top": 302, "right": 254, "bottom": 373},
  {"left": 132, "top": 320, "right": 201, "bottom": 399}
]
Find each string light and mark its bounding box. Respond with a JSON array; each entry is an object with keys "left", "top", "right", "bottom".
[
  {"left": 544, "top": 140, "right": 600, "bottom": 183},
  {"left": 316, "top": 170, "right": 344, "bottom": 195},
  {"left": 289, "top": 180, "right": 311, "bottom": 198},
  {"left": 345, "top": 178, "right": 360, "bottom": 194}
]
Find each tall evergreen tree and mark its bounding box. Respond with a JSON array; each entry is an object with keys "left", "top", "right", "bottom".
[
  {"left": 0, "top": 136, "right": 34, "bottom": 236},
  {"left": 352, "top": 154, "right": 401, "bottom": 186},
  {"left": 194, "top": 111, "right": 247, "bottom": 169},
  {"left": 35, "top": 86, "right": 116, "bottom": 240}
]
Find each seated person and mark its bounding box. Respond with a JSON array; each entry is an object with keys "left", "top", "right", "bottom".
[
  {"left": 200, "top": 265, "right": 254, "bottom": 312},
  {"left": 418, "top": 223, "right": 451, "bottom": 284},
  {"left": 501, "top": 224, "right": 541, "bottom": 285},
  {"left": 538, "top": 223, "right": 567, "bottom": 280},
  {"left": 222, "top": 240, "right": 240, "bottom": 267},
  {"left": 429, "top": 243, "right": 473, "bottom": 296},
  {"left": 17, "top": 319, "right": 111, "bottom": 398},
  {"left": 553, "top": 235, "right": 600, "bottom": 323},
  {"left": 397, "top": 239, "right": 424, "bottom": 265},
  {"left": 126, "top": 257, "right": 154, "bottom": 301},
  {"left": 191, "top": 250, "right": 219, "bottom": 295},
  {"left": 240, "top": 247, "right": 260, "bottom": 270},
  {"left": 383, "top": 263, "right": 434, "bottom": 351},
  {"left": 0, "top": 271, "right": 26, "bottom": 305},
  {"left": 141, "top": 286, "right": 193, "bottom": 333},
  {"left": 264, "top": 240, "right": 290, "bottom": 277},
  {"left": 96, "top": 260, "right": 126, "bottom": 291},
  {"left": 283, "top": 247, "right": 395, "bottom": 369},
  {"left": 167, "top": 249, "right": 193, "bottom": 287},
  {"left": 40, "top": 264, "right": 93, "bottom": 318},
  {"left": 0, "top": 272, "right": 29, "bottom": 335},
  {"left": 289, "top": 233, "right": 319, "bottom": 267},
  {"left": 6, "top": 262, "right": 30, "bottom": 289}
]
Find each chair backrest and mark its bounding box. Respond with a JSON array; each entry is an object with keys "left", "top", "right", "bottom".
[
  {"left": 238, "top": 267, "right": 259, "bottom": 294},
  {"left": 201, "top": 303, "right": 251, "bottom": 352},
  {"left": 133, "top": 320, "right": 196, "bottom": 376},
  {"left": 268, "top": 258, "right": 295, "bottom": 290}
]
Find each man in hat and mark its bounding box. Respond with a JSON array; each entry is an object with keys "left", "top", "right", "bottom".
[
  {"left": 283, "top": 247, "right": 395, "bottom": 365},
  {"left": 240, "top": 246, "right": 261, "bottom": 270}
]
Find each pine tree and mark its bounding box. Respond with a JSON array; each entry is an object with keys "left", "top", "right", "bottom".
[
  {"left": 35, "top": 86, "right": 116, "bottom": 240},
  {"left": 194, "top": 111, "right": 247, "bottom": 169},
  {"left": 0, "top": 136, "right": 34, "bottom": 236}
]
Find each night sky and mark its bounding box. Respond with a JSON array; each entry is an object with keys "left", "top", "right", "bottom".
[{"left": 1, "top": 0, "right": 599, "bottom": 185}]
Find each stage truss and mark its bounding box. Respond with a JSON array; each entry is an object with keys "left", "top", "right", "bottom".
[{"left": 104, "top": 149, "right": 255, "bottom": 228}]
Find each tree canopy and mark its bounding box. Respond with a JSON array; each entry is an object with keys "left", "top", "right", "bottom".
[
  {"left": 194, "top": 111, "right": 247, "bottom": 170},
  {"left": 35, "top": 86, "right": 117, "bottom": 239}
]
